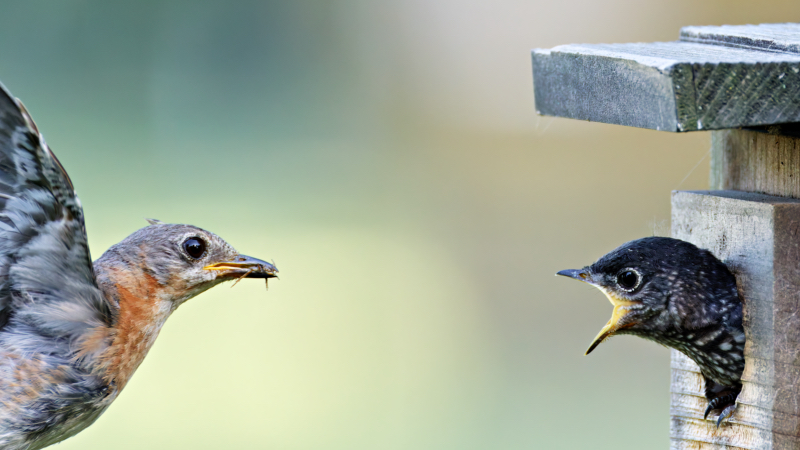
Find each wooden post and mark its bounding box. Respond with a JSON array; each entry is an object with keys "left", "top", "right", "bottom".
[
  {"left": 711, "top": 128, "right": 800, "bottom": 197},
  {"left": 532, "top": 23, "right": 800, "bottom": 449}
]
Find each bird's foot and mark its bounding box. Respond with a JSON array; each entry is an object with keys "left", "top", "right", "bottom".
[
  {"left": 703, "top": 392, "right": 738, "bottom": 426},
  {"left": 703, "top": 378, "right": 741, "bottom": 427}
]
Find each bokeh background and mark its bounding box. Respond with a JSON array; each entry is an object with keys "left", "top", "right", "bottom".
[{"left": 0, "top": 1, "right": 796, "bottom": 449}]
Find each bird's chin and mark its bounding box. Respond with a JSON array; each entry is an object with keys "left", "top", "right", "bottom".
[{"left": 585, "top": 291, "right": 641, "bottom": 355}]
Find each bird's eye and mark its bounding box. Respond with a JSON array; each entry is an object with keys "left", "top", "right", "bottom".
[
  {"left": 183, "top": 237, "right": 206, "bottom": 259},
  {"left": 616, "top": 269, "right": 640, "bottom": 291}
]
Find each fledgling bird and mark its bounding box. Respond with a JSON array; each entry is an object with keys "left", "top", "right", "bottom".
[
  {"left": 557, "top": 237, "right": 744, "bottom": 426},
  {"left": 0, "top": 83, "right": 278, "bottom": 449}
]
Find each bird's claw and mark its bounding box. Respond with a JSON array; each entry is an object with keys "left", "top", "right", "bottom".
[
  {"left": 703, "top": 402, "right": 714, "bottom": 420},
  {"left": 704, "top": 392, "right": 738, "bottom": 425},
  {"left": 716, "top": 404, "right": 736, "bottom": 427}
]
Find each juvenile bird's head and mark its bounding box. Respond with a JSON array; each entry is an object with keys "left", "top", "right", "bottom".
[
  {"left": 95, "top": 221, "right": 278, "bottom": 307},
  {"left": 557, "top": 237, "right": 740, "bottom": 355}
]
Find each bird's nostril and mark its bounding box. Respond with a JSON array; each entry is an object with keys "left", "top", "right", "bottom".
[{"left": 239, "top": 257, "right": 246, "bottom": 261}]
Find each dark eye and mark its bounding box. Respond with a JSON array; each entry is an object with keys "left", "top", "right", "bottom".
[
  {"left": 617, "top": 269, "right": 640, "bottom": 291},
  {"left": 183, "top": 237, "right": 206, "bottom": 259}
]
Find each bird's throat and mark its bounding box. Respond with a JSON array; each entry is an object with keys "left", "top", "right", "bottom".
[
  {"left": 586, "top": 290, "right": 639, "bottom": 355},
  {"left": 89, "top": 269, "right": 175, "bottom": 392}
]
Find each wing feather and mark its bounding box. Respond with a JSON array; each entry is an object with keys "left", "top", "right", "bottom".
[{"left": 0, "top": 83, "right": 110, "bottom": 352}]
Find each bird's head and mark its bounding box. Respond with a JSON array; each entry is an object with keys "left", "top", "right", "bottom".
[
  {"left": 557, "top": 237, "right": 736, "bottom": 355},
  {"left": 96, "top": 221, "right": 278, "bottom": 306}
]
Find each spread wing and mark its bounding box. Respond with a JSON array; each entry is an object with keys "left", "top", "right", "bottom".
[{"left": 0, "top": 83, "right": 110, "bottom": 349}]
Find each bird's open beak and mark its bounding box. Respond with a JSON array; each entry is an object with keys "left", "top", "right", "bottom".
[
  {"left": 557, "top": 268, "right": 639, "bottom": 355},
  {"left": 204, "top": 255, "right": 279, "bottom": 279}
]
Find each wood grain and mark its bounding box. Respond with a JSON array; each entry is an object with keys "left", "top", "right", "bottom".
[
  {"left": 711, "top": 129, "right": 800, "bottom": 198},
  {"left": 681, "top": 24, "right": 800, "bottom": 54},
  {"left": 531, "top": 23, "right": 800, "bottom": 132}
]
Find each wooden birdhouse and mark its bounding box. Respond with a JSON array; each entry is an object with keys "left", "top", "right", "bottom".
[{"left": 532, "top": 23, "right": 800, "bottom": 449}]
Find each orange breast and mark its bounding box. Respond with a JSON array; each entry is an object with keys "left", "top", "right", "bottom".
[{"left": 92, "top": 270, "right": 172, "bottom": 392}]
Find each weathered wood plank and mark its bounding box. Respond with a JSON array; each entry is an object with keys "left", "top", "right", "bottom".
[
  {"left": 711, "top": 129, "right": 800, "bottom": 198},
  {"left": 671, "top": 190, "right": 800, "bottom": 449},
  {"left": 681, "top": 24, "right": 800, "bottom": 54},
  {"left": 531, "top": 23, "right": 800, "bottom": 132}
]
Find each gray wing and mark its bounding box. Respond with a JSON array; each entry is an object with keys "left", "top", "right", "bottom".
[{"left": 0, "top": 83, "right": 110, "bottom": 347}]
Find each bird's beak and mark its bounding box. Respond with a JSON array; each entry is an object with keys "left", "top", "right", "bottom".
[
  {"left": 557, "top": 268, "right": 638, "bottom": 355},
  {"left": 584, "top": 292, "right": 638, "bottom": 355},
  {"left": 556, "top": 268, "right": 590, "bottom": 281},
  {"left": 204, "top": 255, "right": 279, "bottom": 279}
]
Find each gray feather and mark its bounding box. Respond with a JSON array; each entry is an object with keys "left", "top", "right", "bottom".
[{"left": 0, "top": 82, "right": 110, "bottom": 449}]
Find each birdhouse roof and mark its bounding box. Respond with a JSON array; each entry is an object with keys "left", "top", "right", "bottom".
[{"left": 531, "top": 23, "right": 800, "bottom": 132}]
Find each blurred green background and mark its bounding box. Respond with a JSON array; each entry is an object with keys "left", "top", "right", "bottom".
[{"left": 0, "top": 1, "right": 794, "bottom": 449}]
